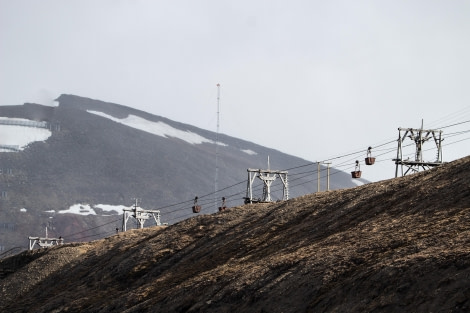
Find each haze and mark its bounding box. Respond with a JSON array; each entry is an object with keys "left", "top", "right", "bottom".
[{"left": 1, "top": 0, "right": 469, "bottom": 182}]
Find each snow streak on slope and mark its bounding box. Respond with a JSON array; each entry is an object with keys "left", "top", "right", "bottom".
[
  {"left": 241, "top": 149, "right": 257, "bottom": 155},
  {"left": 58, "top": 203, "right": 128, "bottom": 216},
  {"left": 0, "top": 117, "right": 51, "bottom": 151},
  {"left": 88, "top": 110, "right": 224, "bottom": 145}
]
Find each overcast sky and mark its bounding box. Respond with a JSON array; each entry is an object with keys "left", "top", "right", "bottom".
[{"left": 1, "top": 0, "right": 469, "bottom": 182}]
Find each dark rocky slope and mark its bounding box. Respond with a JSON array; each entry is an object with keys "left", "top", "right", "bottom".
[{"left": 0, "top": 155, "right": 469, "bottom": 312}]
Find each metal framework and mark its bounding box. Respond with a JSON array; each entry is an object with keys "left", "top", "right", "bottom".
[
  {"left": 393, "top": 122, "right": 443, "bottom": 177},
  {"left": 28, "top": 227, "right": 63, "bottom": 250},
  {"left": 245, "top": 166, "right": 288, "bottom": 204},
  {"left": 122, "top": 199, "right": 161, "bottom": 231}
]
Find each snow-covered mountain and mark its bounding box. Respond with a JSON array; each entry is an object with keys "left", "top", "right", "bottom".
[{"left": 0, "top": 94, "right": 361, "bottom": 252}]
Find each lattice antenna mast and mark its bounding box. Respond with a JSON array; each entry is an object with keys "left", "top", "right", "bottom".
[
  {"left": 214, "top": 83, "right": 220, "bottom": 211},
  {"left": 393, "top": 120, "right": 443, "bottom": 177}
]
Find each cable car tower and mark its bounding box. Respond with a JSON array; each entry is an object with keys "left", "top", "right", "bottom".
[
  {"left": 393, "top": 120, "right": 443, "bottom": 177},
  {"left": 28, "top": 227, "right": 63, "bottom": 250},
  {"left": 122, "top": 199, "right": 161, "bottom": 231},
  {"left": 245, "top": 157, "right": 289, "bottom": 204}
]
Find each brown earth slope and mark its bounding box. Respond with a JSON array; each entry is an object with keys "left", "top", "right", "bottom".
[{"left": 1, "top": 156, "right": 470, "bottom": 312}]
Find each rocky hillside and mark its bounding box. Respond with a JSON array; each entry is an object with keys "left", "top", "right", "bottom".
[{"left": 0, "top": 155, "right": 469, "bottom": 312}]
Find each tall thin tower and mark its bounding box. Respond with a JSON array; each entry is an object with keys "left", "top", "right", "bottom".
[{"left": 214, "top": 83, "right": 221, "bottom": 210}]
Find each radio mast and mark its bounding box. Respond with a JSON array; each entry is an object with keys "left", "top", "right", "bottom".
[{"left": 214, "top": 83, "right": 221, "bottom": 211}]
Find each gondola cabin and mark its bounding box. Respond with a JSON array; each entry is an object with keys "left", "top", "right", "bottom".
[
  {"left": 218, "top": 197, "right": 226, "bottom": 212},
  {"left": 192, "top": 196, "right": 201, "bottom": 213},
  {"left": 365, "top": 146, "right": 376, "bottom": 165},
  {"left": 365, "top": 157, "right": 375, "bottom": 165},
  {"left": 351, "top": 171, "right": 362, "bottom": 178},
  {"left": 351, "top": 160, "right": 362, "bottom": 179}
]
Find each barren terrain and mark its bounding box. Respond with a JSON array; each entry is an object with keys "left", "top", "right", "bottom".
[{"left": 1, "top": 156, "right": 469, "bottom": 312}]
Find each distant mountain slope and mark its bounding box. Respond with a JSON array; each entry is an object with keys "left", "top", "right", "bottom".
[
  {"left": 0, "top": 94, "right": 360, "bottom": 251},
  {"left": 0, "top": 155, "right": 469, "bottom": 312}
]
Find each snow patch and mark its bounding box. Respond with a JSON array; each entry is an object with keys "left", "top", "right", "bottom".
[
  {"left": 59, "top": 203, "right": 130, "bottom": 216},
  {"left": 0, "top": 117, "right": 51, "bottom": 151},
  {"left": 94, "top": 204, "right": 127, "bottom": 214},
  {"left": 241, "top": 149, "right": 257, "bottom": 155},
  {"left": 59, "top": 204, "right": 96, "bottom": 216},
  {"left": 216, "top": 141, "right": 228, "bottom": 147},
  {"left": 88, "top": 110, "right": 224, "bottom": 145}
]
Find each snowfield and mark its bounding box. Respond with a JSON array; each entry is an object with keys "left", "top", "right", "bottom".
[
  {"left": 0, "top": 117, "right": 51, "bottom": 151},
  {"left": 58, "top": 203, "right": 129, "bottom": 216},
  {"left": 88, "top": 110, "right": 222, "bottom": 145}
]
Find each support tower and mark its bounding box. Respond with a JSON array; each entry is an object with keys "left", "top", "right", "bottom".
[
  {"left": 122, "top": 199, "right": 161, "bottom": 231},
  {"left": 393, "top": 121, "right": 443, "bottom": 177},
  {"left": 245, "top": 158, "right": 288, "bottom": 203},
  {"left": 28, "top": 227, "right": 63, "bottom": 250}
]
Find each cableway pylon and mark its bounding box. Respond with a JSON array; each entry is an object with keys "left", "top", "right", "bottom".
[
  {"left": 122, "top": 199, "right": 161, "bottom": 231},
  {"left": 393, "top": 120, "right": 444, "bottom": 177},
  {"left": 245, "top": 157, "right": 288, "bottom": 204},
  {"left": 28, "top": 227, "right": 63, "bottom": 250}
]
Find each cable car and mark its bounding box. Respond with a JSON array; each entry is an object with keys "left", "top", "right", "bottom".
[
  {"left": 351, "top": 160, "right": 362, "bottom": 178},
  {"left": 218, "top": 197, "right": 226, "bottom": 211},
  {"left": 365, "top": 146, "right": 376, "bottom": 165},
  {"left": 192, "top": 196, "right": 201, "bottom": 213}
]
